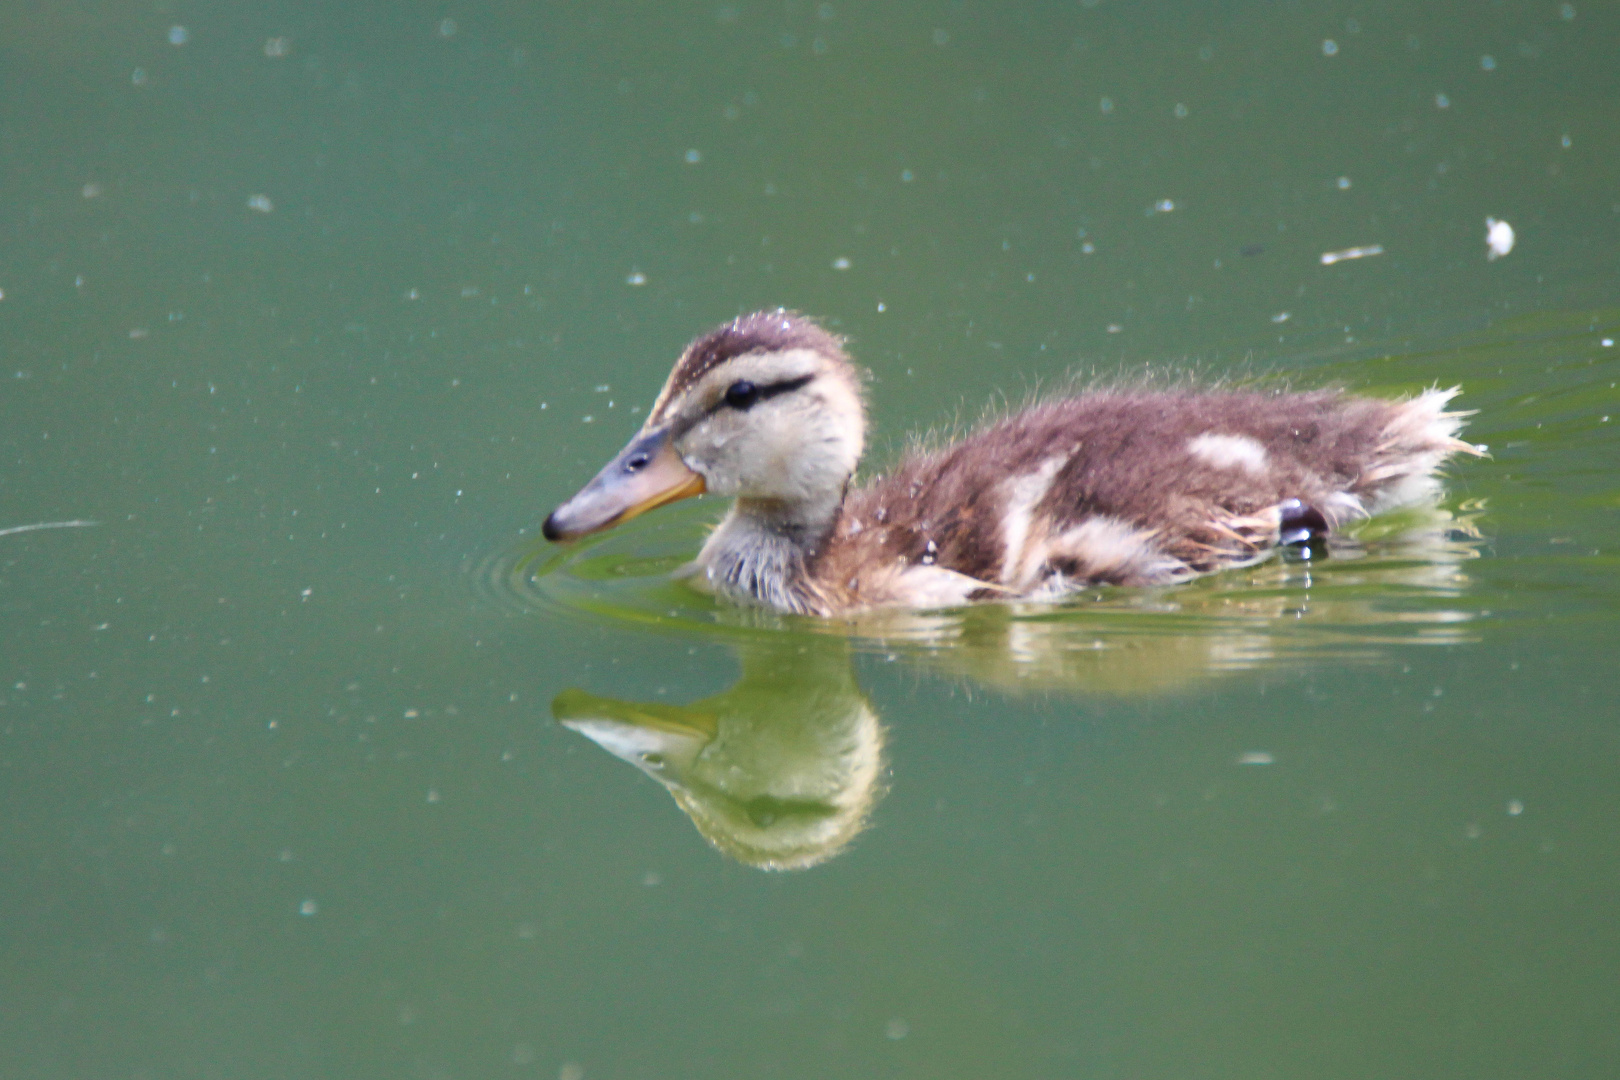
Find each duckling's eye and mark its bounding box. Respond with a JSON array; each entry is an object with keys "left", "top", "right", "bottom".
[{"left": 723, "top": 380, "right": 760, "bottom": 410}]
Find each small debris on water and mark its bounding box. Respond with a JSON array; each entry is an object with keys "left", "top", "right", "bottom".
[
  {"left": 684, "top": 149, "right": 702, "bottom": 164},
  {"left": 168, "top": 25, "right": 189, "bottom": 45},
  {"left": 1151, "top": 198, "right": 1175, "bottom": 213},
  {"left": 246, "top": 194, "right": 274, "bottom": 213},
  {"left": 299, "top": 899, "right": 318, "bottom": 916},
  {"left": 1336, "top": 176, "right": 1352, "bottom": 189},
  {"left": 832, "top": 256, "right": 851, "bottom": 270},
  {"left": 265, "top": 37, "right": 291, "bottom": 57},
  {"left": 1485, "top": 217, "right": 1515, "bottom": 260},
  {"left": 1322, "top": 39, "right": 1339, "bottom": 56},
  {"left": 1507, "top": 799, "right": 1524, "bottom": 816},
  {"left": 1271, "top": 311, "right": 1291, "bottom": 323},
  {"left": 1320, "top": 244, "right": 1383, "bottom": 265},
  {"left": 1435, "top": 92, "right": 1450, "bottom": 109},
  {"left": 625, "top": 270, "right": 647, "bottom": 286},
  {"left": 1237, "top": 751, "right": 1275, "bottom": 765}
]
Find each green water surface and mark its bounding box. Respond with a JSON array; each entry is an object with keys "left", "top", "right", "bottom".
[{"left": 2, "top": 1, "right": 1617, "bottom": 1077}]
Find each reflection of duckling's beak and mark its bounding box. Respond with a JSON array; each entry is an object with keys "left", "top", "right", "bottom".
[{"left": 543, "top": 426, "right": 706, "bottom": 541}]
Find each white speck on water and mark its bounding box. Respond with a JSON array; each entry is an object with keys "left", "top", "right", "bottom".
[
  {"left": 1485, "top": 217, "right": 1515, "bottom": 260},
  {"left": 1480, "top": 54, "right": 1497, "bottom": 71},
  {"left": 300, "top": 587, "right": 313, "bottom": 599},
  {"left": 427, "top": 789, "right": 441, "bottom": 803},
  {"left": 1153, "top": 199, "right": 1175, "bottom": 213},
  {"left": 1322, "top": 39, "right": 1339, "bottom": 56},
  {"left": 594, "top": 384, "right": 611, "bottom": 392},
  {"left": 129, "top": 327, "right": 149, "bottom": 339},
  {"left": 168, "top": 25, "right": 189, "bottom": 45},
  {"left": 1336, "top": 176, "right": 1352, "bottom": 189},
  {"left": 1435, "top": 92, "right": 1450, "bottom": 108},
  {"left": 832, "top": 256, "right": 852, "bottom": 270},
  {"left": 404, "top": 708, "right": 419, "bottom": 718},
  {"left": 1507, "top": 799, "right": 1525, "bottom": 816},
  {"left": 438, "top": 18, "right": 457, "bottom": 37},
  {"left": 404, "top": 288, "right": 420, "bottom": 300},
  {"left": 581, "top": 415, "right": 594, "bottom": 423},
  {"left": 684, "top": 148, "right": 702, "bottom": 164},
  {"left": 264, "top": 37, "right": 291, "bottom": 57},
  {"left": 131, "top": 68, "right": 148, "bottom": 86},
  {"left": 81, "top": 183, "right": 102, "bottom": 198},
  {"left": 885, "top": 1018, "right": 910, "bottom": 1040},
  {"left": 1601, "top": 338, "right": 1614, "bottom": 347},
  {"left": 1173, "top": 102, "right": 1188, "bottom": 118},
  {"left": 625, "top": 270, "right": 647, "bottom": 286},
  {"left": 299, "top": 899, "right": 318, "bottom": 916},
  {"left": 876, "top": 302, "right": 886, "bottom": 312},
  {"left": 1561, "top": 133, "right": 1572, "bottom": 148},
  {"left": 1320, "top": 244, "right": 1384, "bottom": 265},
  {"left": 246, "top": 194, "right": 274, "bottom": 213},
  {"left": 1106, "top": 323, "right": 1123, "bottom": 333},
  {"left": 1272, "top": 311, "right": 1291, "bottom": 323},
  {"left": 1237, "top": 751, "right": 1275, "bottom": 765},
  {"left": 1081, "top": 241, "right": 1095, "bottom": 254}
]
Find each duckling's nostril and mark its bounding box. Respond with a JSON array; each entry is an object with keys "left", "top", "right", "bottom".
[{"left": 625, "top": 453, "right": 651, "bottom": 472}]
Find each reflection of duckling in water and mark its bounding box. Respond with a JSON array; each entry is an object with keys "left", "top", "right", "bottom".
[
  {"left": 553, "top": 639, "right": 883, "bottom": 871},
  {"left": 544, "top": 311, "right": 1481, "bottom": 616},
  {"left": 552, "top": 501, "right": 1483, "bottom": 869}
]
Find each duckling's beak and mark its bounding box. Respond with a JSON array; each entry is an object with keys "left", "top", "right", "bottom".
[{"left": 542, "top": 425, "right": 706, "bottom": 541}]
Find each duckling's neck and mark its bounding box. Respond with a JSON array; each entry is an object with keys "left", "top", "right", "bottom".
[{"left": 694, "top": 495, "right": 841, "bottom": 615}]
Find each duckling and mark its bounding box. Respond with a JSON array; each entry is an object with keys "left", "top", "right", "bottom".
[{"left": 543, "top": 311, "right": 1480, "bottom": 616}]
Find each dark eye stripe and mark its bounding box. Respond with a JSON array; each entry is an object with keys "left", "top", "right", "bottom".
[{"left": 720, "top": 374, "right": 814, "bottom": 411}]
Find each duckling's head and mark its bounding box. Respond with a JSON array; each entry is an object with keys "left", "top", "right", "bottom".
[{"left": 544, "top": 311, "right": 865, "bottom": 541}]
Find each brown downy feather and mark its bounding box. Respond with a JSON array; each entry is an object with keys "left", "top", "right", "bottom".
[{"left": 808, "top": 387, "right": 1479, "bottom": 615}]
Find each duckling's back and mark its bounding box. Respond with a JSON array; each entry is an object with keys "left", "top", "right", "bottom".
[{"left": 814, "top": 387, "right": 1477, "bottom": 610}]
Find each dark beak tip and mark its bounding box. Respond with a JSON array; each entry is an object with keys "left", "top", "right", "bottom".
[{"left": 541, "top": 512, "right": 566, "bottom": 542}]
